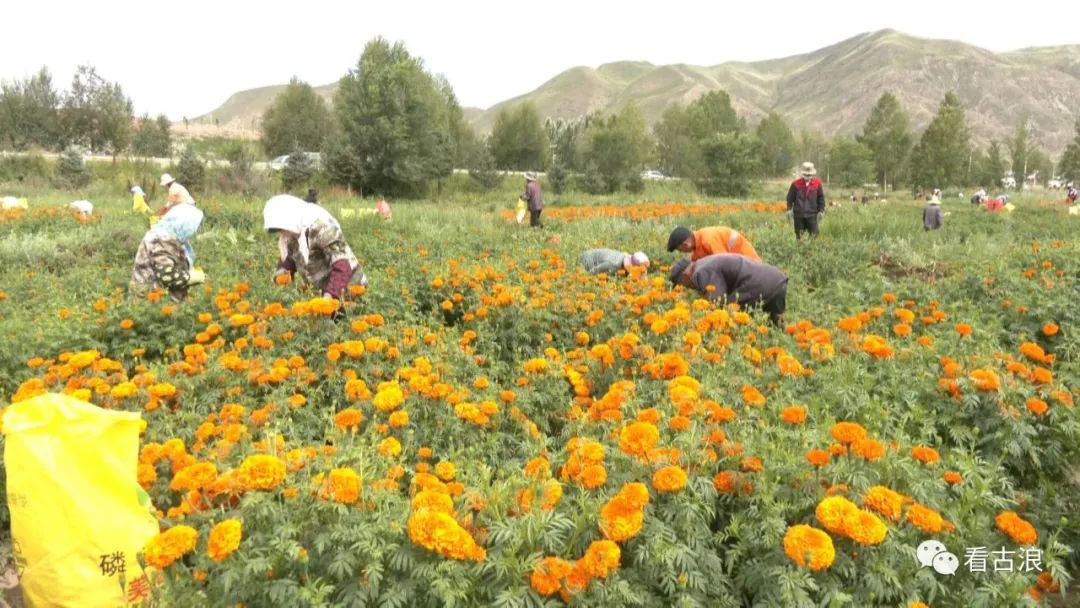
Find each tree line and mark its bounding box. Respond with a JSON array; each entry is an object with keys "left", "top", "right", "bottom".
[{"left": 5, "top": 38, "right": 1080, "bottom": 197}]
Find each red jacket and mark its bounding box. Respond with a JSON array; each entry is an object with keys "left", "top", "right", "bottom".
[{"left": 786, "top": 177, "right": 826, "bottom": 218}]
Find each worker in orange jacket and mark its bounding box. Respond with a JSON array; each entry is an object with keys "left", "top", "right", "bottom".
[{"left": 666, "top": 225, "right": 761, "bottom": 262}]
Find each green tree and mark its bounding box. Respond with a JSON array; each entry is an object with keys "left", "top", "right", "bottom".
[
  {"left": 580, "top": 103, "right": 652, "bottom": 193},
  {"left": 976, "top": 141, "right": 1006, "bottom": 189},
  {"left": 172, "top": 145, "right": 206, "bottom": 193},
  {"left": 54, "top": 146, "right": 89, "bottom": 188},
  {"left": 695, "top": 132, "right": 760, "bottom": 196},
  {"left": 488, "top": 102, "right": 548, "bottom": 171},
  {"left": 909, "top": 91, "right": 970, "bottom": 189},
  {"left": 1008, "top": 119, "right": 1033, "bottom": 190},
  {"left": 1060, "top": 119, "right": 1080, "bottom": 181},
  {"left": 827, "top": 137, "right": 875, "bottom": 188},
  {"left": 1026, "top": 147, "right": 1052, "bottom": 187},
  {"left": 857, "top": 91, "right": 912, "bottom": 190},
  {"left": 0, "top": 67, "right": 61, "bottom": 151},
  {"left": 261, "top": 78, "right": 333, "bottom": 158},
  {"left": 546, "top": 116, "right": 591, "bottom": 172},
  {"left": 794, "top": 130, "right": 828, "bottom": 177},
  {"left": 282, "top": 148, "right": 315, "bottom": 191},
  {"left": 132, "top": 114, "right": 172, "bottom": 157},
  {"left": 328, "top": 38, "right": 457, "bottom": 196},
  {"left": 654, "top": 91, "right": 742, "bottom": 178},
  {"left": 61, "top": 65, "right": 133, "bottom": 158},
  {"left": 755, "top": 112, "right": 795, "bottom": 177},
  {"left": 468, "top": 143, "right": 502, "bottom": 191}
]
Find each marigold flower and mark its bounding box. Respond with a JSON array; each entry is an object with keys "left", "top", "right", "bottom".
[
  {"left": 911, "top": 446, "right": 940, "bottom": 464},
  {"left": 816, "top": 495, "right": 860, "bottom": 535},
  {"left": 1042, "top": 322, "right": 1059, "bottom": 336},
  {"left": 780, "top": 405, "right": 807, "bottom": 425},
  {"left": 805, "top": 449, "right": 830, "bottom": 467},
  {"left": 334, "top": 408, "right": 364, "bottom": 432},
  {"left": 954, "top": 323, "right": 973, "bottom": 337},
  {"left": 388, "top": 410, "right": 410, "bottom": 428},
  {"left": 378, "top": 437, "right": 402, "bottom": 457},
  {"left": 237, "top": 454, "right": 286, "bottom": 491},
  {"left": 862, "top": 486, "right": 904, "bottom": 522},
  {"left": 530, "top": 557, "right": 572, "bottom": 596},
  {"left": 740, "top": 385, "right": 766, "bottom": 407},
  {"left": 207, "top": 519, "right": 243, "bottom": 561},
  {"left": 580, "top": 464, "right": 607, "bottom": 489},
  {"left": 407, "top": 510, "right": 485, "bottom": 561},
  {"left": 373, "top": 382, "right": 405, "bottom": 412},
  {"left": 943, "top": 471, "right": 962, "bottom": 485},
  {"left": 581, "top": 539, "right": 621, "bottom": 579},
  {"left": 783, "top": 525, "right": 835, "bottom": 571},
  {"left": 830, "top": 421, "right": 867, "bottom": 444},
  {"left": 969, "top": 368, "right": 1001, "bottom": 391},
  {"left": 905, "top": 503, "right": 945, "bottom": 534},
  {"left": 995, "top": 511, "right": 1037, "bottom": 545},
  {"left": 143, "top": 525, "right": 198, "bottom": 569},
  {"left": 412, "top": 489, "right": 454, "bottom": 514},
  {"left": 321, "top": 468, "right": 362, "bottom": 504},
  {"left": 1025, "top": 398, "right": 1048, "bottom": 416},
  {"left": 618, "top": 421, "right": 659, "bottom": 457},
  {"left": 652, "top": 466, "right": 688, "bottom": 493}
]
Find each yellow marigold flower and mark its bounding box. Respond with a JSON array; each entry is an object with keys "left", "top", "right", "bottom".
[
  {"left": 846, "top": 509, "right": 888, "bottom": 545},
  {"left": 144, "top": 525, "right": 198, "bottom": 569},
  {"left": 170, "top": 461, "right": 218, "bottom": 493},
  {"left": 815, "top": 496, "right": 860, "bottom": 536},
  {"left": 580, "top": 464, "right": 607, "bottom": 490},
  {"left": 652, "top": 466, "right": 688, "bottom": 493},
  {"left": 378, "top": 436, "right": 402, "bottom": 457},
  {"left": 995, "top": 511, "right": 1038, "bottom": 545},
  {"left": 783, "top": 524, "right": 835, "bottom": 571},
  {"left": 238, "top": 454, "right": 286, "bottom": 491},
  {"left": 321, "top": 468, "right": 362, "bottom": 504},
  {"left": 373, "top": 382, "right": 405, "bottom": 412},
  {"left": 388, "top": 410, "right": 410, "bottom": 428},
  {"left": 541, "top": 480, "right": 563, "bottom": 511},
  {"left": 435, "top": 461, "right": 456, "bottom": 481},
  {"left": 412, "top": 489, "right": 455, "bottom": 514},
  {"left": 207, "top": 519, "right": 243, "bottom": 561}
]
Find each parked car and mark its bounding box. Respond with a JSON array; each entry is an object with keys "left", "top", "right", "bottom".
[
  {"left": 641, "top": 169, "right": 668, "bottom": 181},
  {"left": 268, "top": 152, "right": 322, "bottom": 171}
]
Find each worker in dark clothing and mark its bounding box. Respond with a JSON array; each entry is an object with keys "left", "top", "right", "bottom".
[
  {"left": 786, "top": 162, "right": 826, "bottom": 240},
  {"left": 669, "top": 254, "right": 788, "bottom": 325}
]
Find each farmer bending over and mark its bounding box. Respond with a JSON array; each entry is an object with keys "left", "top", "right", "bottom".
[
  {"left": 129, "top": 204, "right": 205, "bottom": 302},
  {"left": 669, "top": 254, "right": 788, "bottom": 325},
  {"left": 579, "top": 249, "right": 650, "bottom": 275},
  {"left": 666, "top": 225, "right": 761, "bottom": 261}
]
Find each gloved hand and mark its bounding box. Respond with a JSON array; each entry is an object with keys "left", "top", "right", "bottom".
[
  {"left": 188, "top": 268, "right": 206, "bottom": 285},
  {"left": 786, "top": 209, "right": 793, "bottom": 219}
]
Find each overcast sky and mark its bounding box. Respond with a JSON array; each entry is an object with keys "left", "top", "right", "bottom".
[{"left": 4, "top": 0, "right": 1078, "bottom": 119}]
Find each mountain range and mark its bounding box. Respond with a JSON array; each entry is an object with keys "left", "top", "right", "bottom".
[{"left": 196, "top": 29, "right": 1080, "bottom": 154}]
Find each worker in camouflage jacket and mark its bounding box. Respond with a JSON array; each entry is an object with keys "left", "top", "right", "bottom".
[
  {"left": 263, "top": 194, "right": 368, "bottom": 299},
  {"left": 129, "top": 204, "right": 205, "bottom": 302}
]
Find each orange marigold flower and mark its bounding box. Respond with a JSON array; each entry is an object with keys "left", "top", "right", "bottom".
[
  {"left": 207, "top": 519, "right": 243, "bottom": 561},
  {"left": 581, "top": 539, "right": 621, "bottom": 579},
  {"left": 1042, "top": 322, "right": 1059, "bottom": 336},
  {"left": 805, "top": 449, "right": 830, "bottom": 467},
  {"left": 237, "top": 454, "right": 286, "bottom": 491},
  {"left": 652, "top": 466, "right": 688, "bottom": 493},
  {"left": 852, "top": 438, "right": 885, "bottom": 461},
  {"left": 995, "top": 511, "right": 1037, "bottom": 545},
  {"left": 713, "top": 470, "right": 738, "bottom": 493},
  {"left": 1026, "top": 398, "right": 1048, "bottom": 416},
  {"left": 580, "top": 464, "right": 607, "bottom": 489},
  {"left": 740, "top": 456, "right": 763, "bottom": 473},
  {"left": 783, "top": 524, "right": 835, "bottom": 571},
  {"left": 830, "top": 421, "right": 867, "bottom": 444},
  {"left": 321, "top": 468, "right": 362, "bottom": 504},
  {"left": 334, "top": 408, "right": 364, "bottom": 432},
  {"left": 144, "top": 525, "right": 198, "bottom": 569},
  {"left": 815, "top": 495, "right": 860, "bottom": 535},
  {"left": 911, "top": 446, "right": 940, "bottom": 464},
  {"left": 530, "top": 557, "right": 572, "bottom": 596},
  {"left": 407, "top": 510, "right": 486, "bottom": 561},
  {"left": 619, "top": 421, "right": 659, "bottom": 457},
  {"left": 905, "top": 504, "right": 945, "bottom": 534},
  {"left": 969, "top": 368, "right": 1001, "bottom": 392},
  {"left": 740, "top": 385, "right": 766, "bottom": 407},
  {"left": 943, "top": 471, "right": 962, "bottom": 485},
  {"left": 954, "top": 323, "right": 973, "bottom": 337},
  {"left": 780, "top": 405, "right": 807, "bottom": 425},
  {"left": 862, "top": 486, "right": 904, "bottom": 522}
]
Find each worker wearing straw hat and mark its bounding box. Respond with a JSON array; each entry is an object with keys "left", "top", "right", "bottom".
[
  {"left": 158, "top": 173, "right": 196, "bottom": 215},
  {"left": 522, "top": 172, "right": 544, "bottom": 228},
  {"left": 786, "top": 162, "right": 826, "bottom": 240}
]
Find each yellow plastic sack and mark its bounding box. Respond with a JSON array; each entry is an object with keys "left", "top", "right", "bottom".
[{"left": 3, "top": 394, "right": 159, "bottom": 607}]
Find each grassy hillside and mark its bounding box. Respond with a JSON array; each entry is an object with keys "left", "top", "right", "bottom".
[{"left": 196, "top": 29, "right": 1080, "bottom": 153}]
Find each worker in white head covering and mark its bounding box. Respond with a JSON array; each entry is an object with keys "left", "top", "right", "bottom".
[{"left": 263, "top": 194, "right": 368, "bottom": 300}]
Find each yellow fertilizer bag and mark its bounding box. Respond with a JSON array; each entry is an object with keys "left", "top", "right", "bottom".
[{"left": 3, "top": 393, "right": 159, "bottom": 607}]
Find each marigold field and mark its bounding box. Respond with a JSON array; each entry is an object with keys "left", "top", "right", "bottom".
[{"left": 1, "top": 189, "right": 1079, "bottom": 607}]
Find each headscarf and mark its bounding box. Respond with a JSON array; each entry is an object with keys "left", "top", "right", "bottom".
[
  {"left": 152, "top": 203, "right": 204, "bottom": 266},
  {"left": 131, "top": 186, "right": 145, "bottom": 196},
  {"left": 262, "top": 194, "right": 338, "bottom": 263}
]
